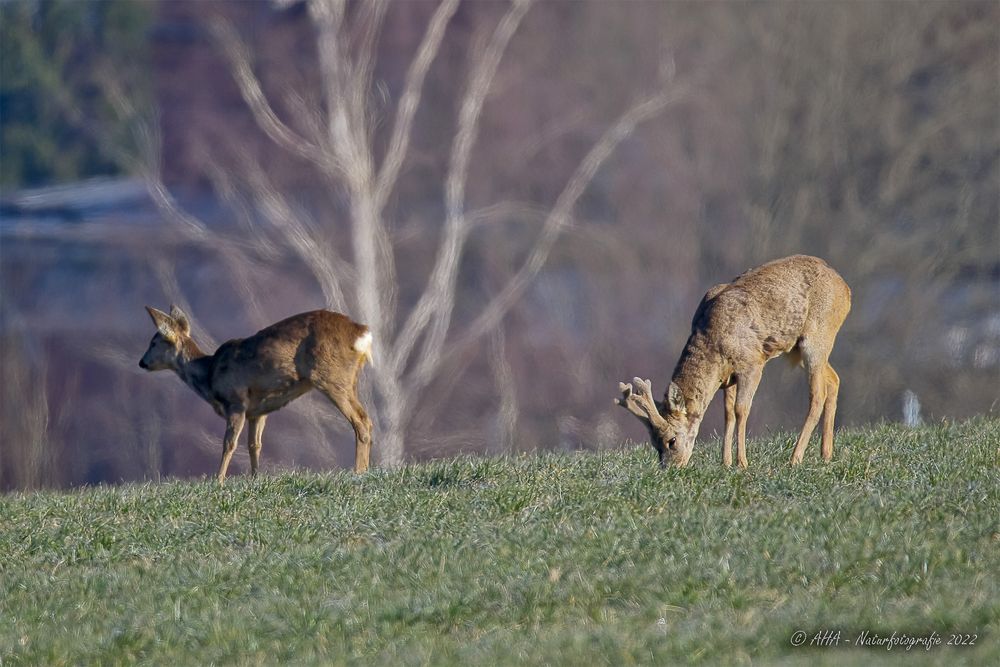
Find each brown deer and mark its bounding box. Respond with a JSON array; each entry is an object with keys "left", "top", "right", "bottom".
[
  {"left": 615, "top": 255, "right": 851, "bottom": 468},
  {"left": 139, "top": 306, "right": 374, "bottom": 483}
]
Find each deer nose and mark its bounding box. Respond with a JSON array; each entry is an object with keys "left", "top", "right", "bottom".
[{"left": 139, "top": 359, "right": 148, "bottom": 369}]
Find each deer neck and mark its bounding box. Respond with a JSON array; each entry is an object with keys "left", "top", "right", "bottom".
[
  {"left": 671, "top": 334, "right": 726, "bottom": 423},
  {"left": 173, "top": 339, "right": 215, "bottom": 405}
]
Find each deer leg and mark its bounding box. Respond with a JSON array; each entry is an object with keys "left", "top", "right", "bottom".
[
  {"left": 248, "top": 415, "right": 267, "bottom": 477},
  {"left": 735, "top": 368, "right": 763, "bottom": 469},
  {"left": 821, "top": 364, "right": 840, "bottom": 461},
  {"left": 790, "top": 364, "right": 828, "bottom": 465},
  {"left": 722, "top": 383, "right": 737, "bottom": 468},
  {"left": 218, "top": 411, "right": 246, "bottom": 485},
  {"left": 346, "top": 396, "right": 373, "bottom": 473},
  {"left": 317, "top": 385, "right": 373, "bottom": 474}
]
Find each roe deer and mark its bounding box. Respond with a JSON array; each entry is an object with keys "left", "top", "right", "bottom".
[
  {"left": 615, "top": 255, "right": 851, "bottom": 468},
  {"left": 139, "top": 306, "right": 374, "bottom": 483}
]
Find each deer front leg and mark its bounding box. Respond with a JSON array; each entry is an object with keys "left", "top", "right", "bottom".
[
  {"left": 218, "top": 411, "right": 246, "bottom": 485},
  {"left": 248, "top": 415, "right": 266, "bottom": 477},
  {"left": 722, "top": 382, "right": 737, "bottom": 467},
  {"left": 734, "top": 367, "right": 763, "bottom": 469}
]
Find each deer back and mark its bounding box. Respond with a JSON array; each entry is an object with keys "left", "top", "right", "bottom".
[
  {"left": 208, "top": 310, "right": 371, "bottom": 412},
  {"left": 689, "top": 255, "right": 851, "bottom": 368}
]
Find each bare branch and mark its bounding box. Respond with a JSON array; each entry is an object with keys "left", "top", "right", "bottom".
[
  {"left": 353, "top": 0, "right": 390, "bottom": 102},
  {"left": 417, "top": 85, "right": 689, "bottom": 387},
  {"left": 489, "top": 326, "right": 518, "bottom": 453},
  {"left": 137, "top": 117, "right": 228, "bottom": 245},
  {"left": 138, "top": 117, "right": 300, "bottom": 333},
  {"left": 467, "top": 201, "right": 549, "bottom": 229},
  {"left": 284, "top": 91, "right": 329, "bottom": 152},
  {"left": 143, "top": 174, "right": 212, "bottom": 242},
  {"left": 212, "top": 19, "right": 333, "bottom": 171},
  {"left": 241, "top": 158, "right": 351, "bottom": 311},
  {"left": 92, "top": 65, "right": 204, "bottom": 246},
  {"left": 392, "top": 0, "right": 534, "bottom": 373},
  {"left": 309, "top": 0, "right": 373, "bottom": 178},
  {"left": 374, "top": 0, "right": 461, "bottom": 207},
  {"left": 308, "top": 0, "right": 346, "bottom": 34},
  {"left": 509, "top": 109, "right": 591, "bottom": 163}
]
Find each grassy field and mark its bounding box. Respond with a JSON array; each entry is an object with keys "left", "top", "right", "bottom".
[{"left": 1, "top": 419, "right": 997, "bottom": 665}]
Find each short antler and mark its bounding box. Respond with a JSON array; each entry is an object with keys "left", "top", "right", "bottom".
[{"left": 614, "top": 377, "right": 663, "bottom": 422}]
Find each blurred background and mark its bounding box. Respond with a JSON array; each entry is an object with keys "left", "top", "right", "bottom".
[{"left": 1, "top": 0, "right": 997, "bottom": 490}]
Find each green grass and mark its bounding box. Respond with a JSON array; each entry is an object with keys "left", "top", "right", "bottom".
[{"left": 1, "top": 419, "right": 998, "bottom": 666}]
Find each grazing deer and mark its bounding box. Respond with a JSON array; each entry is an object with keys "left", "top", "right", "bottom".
[
  {"left": 139, "top": 306, "right": 374, "bottom": 483},
  {"left": 615, "top": 255, "right": 851, "bottom": 468}
]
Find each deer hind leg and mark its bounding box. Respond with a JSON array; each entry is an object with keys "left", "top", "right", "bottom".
[
  {"left": 345, "top": 396, "right": 373, "bottom": 473},
  {"left": 248, "top": 415, "right": 267, "bottom": 477},
  {"left": 735, "top": 367, "right": 763, "bottom": 469},
  {"left": 722, "top": 382, "right": 737, "bottom": 468},
  {"left": 316, "top": 382, "right": 373, "bottom": 474},
  {"left": 790, "top": 356, "right": 828, "bottom": 465},
  {"left": 218, "top": 411, "right": 246, "bottom": 485},
  {"left": 821, "top": 364, "right": 840, "bottom": 461}
]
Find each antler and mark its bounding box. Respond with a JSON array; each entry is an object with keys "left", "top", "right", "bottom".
[{"left": 614, "top": 377, "right": 663, "bottom": 422}]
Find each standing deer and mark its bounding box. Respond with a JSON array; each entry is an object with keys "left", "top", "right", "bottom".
[
  {"left": 139, "top": 306, "right": 374, "bottom": 483},
  {"left": 615, "top": 255, "right": 851, "bottom": 468}
]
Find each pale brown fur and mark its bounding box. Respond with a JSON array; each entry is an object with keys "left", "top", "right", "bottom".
[
  {"left": 140, "top": 306, "right": 373, "bottom": 483},
  {"left": 616, "top": 255, "right": 851, "bottom": 468}
]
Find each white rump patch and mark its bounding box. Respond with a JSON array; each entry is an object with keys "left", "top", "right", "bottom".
[{"left": 354, "top": 331, "right": 374, "bottom": 366}]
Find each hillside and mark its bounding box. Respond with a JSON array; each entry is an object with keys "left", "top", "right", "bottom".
[{"left": 1, "top": 419, "right": 998, "bottom": 665}]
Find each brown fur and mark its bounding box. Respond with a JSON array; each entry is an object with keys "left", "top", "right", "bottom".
[
  {"left": 140, "top": 307, "right": 373, "bottom": 483},
  {"left": 616, "top": 255, "right": 851, "bottom": 468}
]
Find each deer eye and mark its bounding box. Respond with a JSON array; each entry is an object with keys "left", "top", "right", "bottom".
[{"left": 668, "top": 438, "right": 677, "bottom": 450}]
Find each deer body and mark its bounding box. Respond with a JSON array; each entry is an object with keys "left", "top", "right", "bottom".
[
  {"left": 616, "top": 255, "right": 851, "bottom": 468},
  {"left": 140, "top": 307, "right": 374, "bottom": 483}
]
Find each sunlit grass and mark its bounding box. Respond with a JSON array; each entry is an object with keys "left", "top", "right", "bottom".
[{"left": 1, "top": 419, "right": 997, "bottom": 665}]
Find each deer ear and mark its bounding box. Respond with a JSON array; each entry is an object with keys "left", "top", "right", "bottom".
[
  {"left": 667, "top": 382, "right": 686, "bottom": 414},
  {"left": 146, "top": 306, "right": 177, "bottom": 342},
  {"left": 169, "top": 304, "right": 191, "bottom": 335}
]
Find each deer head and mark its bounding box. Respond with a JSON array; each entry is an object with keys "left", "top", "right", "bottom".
[
  {"left": 615, "top": 377, "right": 698, "bottom": 467},
  {"left": 139, "top": 305, "right": 194, "bottom": 372}
]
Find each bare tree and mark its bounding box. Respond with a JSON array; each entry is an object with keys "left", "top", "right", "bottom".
[{"left": 139, "top": 0, "right": 688, "bottom": 465}]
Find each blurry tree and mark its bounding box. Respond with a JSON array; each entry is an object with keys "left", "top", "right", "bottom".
[
  {"left": 737, "top": 1, "right": 999, "bottom": 423},
  {"left": 0, "top": 329, "right": 55, "bottom": 488},
  {"left": 141, "top": 0, "right": 689, "bottom": 465},
  {"left": 0, "top": 0, "right": 152, "bottom": 187}
]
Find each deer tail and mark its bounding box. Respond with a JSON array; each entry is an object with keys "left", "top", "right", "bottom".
[{"left": 353, "top": 329, "right": 374, "bottom": 367}]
